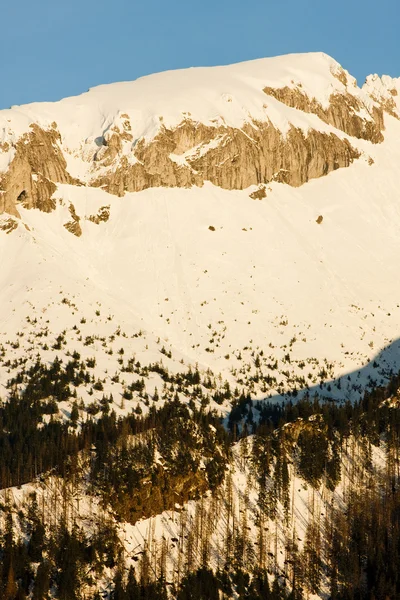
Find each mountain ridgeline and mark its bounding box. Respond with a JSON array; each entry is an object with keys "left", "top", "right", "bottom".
[{"left": 0, "top": 53, "right": 399, "bottom": 223}]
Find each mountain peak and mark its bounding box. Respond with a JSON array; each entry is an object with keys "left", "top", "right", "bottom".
[{"left": 2, "top": 52, "right": 398, "bottom": 222}]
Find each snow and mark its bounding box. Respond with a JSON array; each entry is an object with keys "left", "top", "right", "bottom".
[
  {"left": 0, "top": 52, "right": 399, "bottom": 412},
  {"left": 363, "top": 73, "right": 400, "bottom": 113},
  {"left": 0, "top": 111, "right": 398, "bottom": 413},
  {"left": 1, "top": 433, "right": 388, "bottom": 599},
  {"left": 0, "top": 51, "right": 399, "bottom": 599}
]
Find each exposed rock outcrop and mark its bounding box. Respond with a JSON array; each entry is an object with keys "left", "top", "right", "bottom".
[
  {"left": 363, "top": 74, "right": 400, "bottom": 120},
  {"left": 188, "top": 121, "right": 360, "bottom": 188},
  {"left": 87, "top": 205, "right": 111, "bottom": 224},
  {"left": 0, "top": 114, "right": 363, "bottom": 220},
  {"left": 0, "top": 123, "right": 74, "bottom": 217},
  {"left": 331, "top": 66, "right": 349, "bottom": 87},
  {"left": 250, "top": 184, "right": 267, "bottom": 200},
  {"left": 263, "top": 86, "right": 384, "bottom": 143},
  {"left": 0, "top": 216, "right": 18, "bottom": 234},
  {"left": 91, "top": 118, "right": 360, "bottom": 196},
  {"left": 112, "top": 467, "right": 209, "bottom": 524},
  {"left": 63, "top": 204, "right": 82, "bottom": 237}
]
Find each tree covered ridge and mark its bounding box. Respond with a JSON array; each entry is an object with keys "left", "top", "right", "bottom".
[{"left": 0, "top": 355, "right": 400, "bottom": 597}]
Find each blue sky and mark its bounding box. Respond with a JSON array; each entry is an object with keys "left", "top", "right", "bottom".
[{"left": 1, "top": 0, "right": 399, "bottom": 109}]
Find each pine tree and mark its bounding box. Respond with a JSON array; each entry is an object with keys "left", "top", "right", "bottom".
[
  {"left": 32, "top": 560, "right": 50, "bottom": 600},
  {"left": 3, "top": 563, "right": 18, "bottom": 600}
]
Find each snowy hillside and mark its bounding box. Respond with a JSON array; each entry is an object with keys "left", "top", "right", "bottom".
[
  {"left": 0, "top": 50, "right": 400, "bottom": 410},
  {"left": 1, "top": 51, "right": 400, "bottom": 600}
]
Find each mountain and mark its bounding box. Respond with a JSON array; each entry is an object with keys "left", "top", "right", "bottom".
[
  {"left": 0, "top": 52, "right": 400, "bottom": 599},
  {"left": 1, "top": 52, "right": 400, "bottom": 407},
  {"left": 1, "top": 51, "right": 399, "bottom": 216}
]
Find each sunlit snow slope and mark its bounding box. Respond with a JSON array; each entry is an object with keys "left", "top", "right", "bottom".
[{"left": 0, "top": 52, "right": 400, "bottom": 410}]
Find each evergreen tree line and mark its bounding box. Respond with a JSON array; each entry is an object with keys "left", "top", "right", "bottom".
[{"left": 1, "top": 356, "right": 400, "bottom": 597}]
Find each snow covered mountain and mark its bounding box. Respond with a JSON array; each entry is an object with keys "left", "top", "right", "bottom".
[
  {"left": 2, "top": 51, "right": 399, "bottom": 215},
  {"left": 2, "top": 51, "right": 400, "bottom": 600},
  {"left": 1, "top": 51, "right": 400, "bottom": 411}
]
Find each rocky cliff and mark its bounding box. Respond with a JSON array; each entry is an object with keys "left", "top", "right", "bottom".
[
  {"left": 91, "top": 118, "right": 360, "bottom": 195},
  {"left": 0, "top": 123, "right": 74, "bottom": 217}
]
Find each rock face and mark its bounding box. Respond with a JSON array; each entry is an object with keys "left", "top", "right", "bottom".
[
  {"left": 0, "top": 124, "right": 74, "bottom": 217},
  {"left": 91, "top": 118, "right": 360, "bottom": 196},
  {"left": 113, "top": 467, "right": 209, "bottom": 524},
  {"left": 263, "top": 86, "right": 385, "bottom": 143},
  {"left": 0, "top": 116, "right": 362, "bottom": 218}
]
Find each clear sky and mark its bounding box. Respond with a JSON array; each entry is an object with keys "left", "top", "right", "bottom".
[{"left": 1, "top": 0, "right": 399, "bottom": 110}]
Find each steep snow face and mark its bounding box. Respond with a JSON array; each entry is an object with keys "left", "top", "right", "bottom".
[
  {"left": 0, "top": 52, "right": 355, "bottom": 145},
  {"left": 0, "top": 113, "right": 400, "bottom": 409}
]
